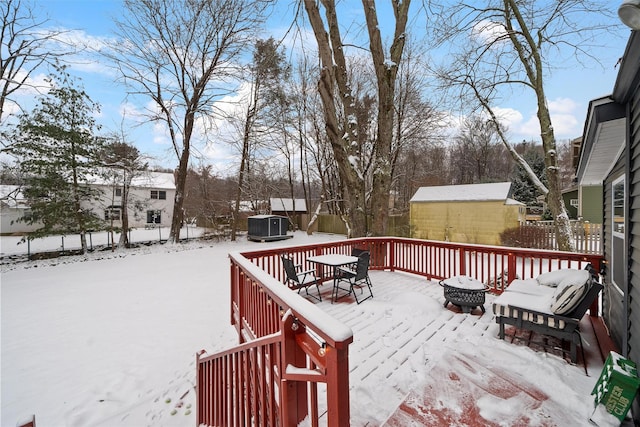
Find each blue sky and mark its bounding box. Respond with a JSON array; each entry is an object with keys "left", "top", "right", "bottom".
[{"left": 13, "top": 1, "right": 633, "bottom": 172}]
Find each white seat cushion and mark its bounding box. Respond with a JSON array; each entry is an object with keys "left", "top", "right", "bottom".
[
  {"left": 505, "top": 279, "right": 555, "bottom": 297},
  {"left": 536, "top": 268, "right": 583, "bottom": 287}
]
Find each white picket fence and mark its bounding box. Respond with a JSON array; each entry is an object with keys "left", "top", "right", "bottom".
[{"left": 521, "top": 221, "right": 602, "bottom": 254}]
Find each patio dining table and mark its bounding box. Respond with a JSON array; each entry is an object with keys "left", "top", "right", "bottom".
[{"left": 307, "top": 254, "right": 359, "bottom": 303}]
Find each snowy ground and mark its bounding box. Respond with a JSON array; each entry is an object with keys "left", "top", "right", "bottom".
[{"left": 1, "top": 231, "right": 621, "bottom": 426}]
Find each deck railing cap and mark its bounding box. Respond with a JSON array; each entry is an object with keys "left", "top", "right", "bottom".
[{"left": 229, "top": 251, "right": 354, "bottom": 345}]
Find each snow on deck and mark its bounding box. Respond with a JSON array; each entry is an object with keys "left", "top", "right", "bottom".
[{"left": 307, "top": 270, "right": 605, "bottom": 427}]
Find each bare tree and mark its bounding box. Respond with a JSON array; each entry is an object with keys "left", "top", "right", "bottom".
[
  {"left": 0, "top": 0, "right": 70, "bottom": 126},
  {"left": 430, "top": 0, "right": 617, "bottom": 251},
  {"left": 225, "top": 37, "right": 287, "bottom": 240},
  {"left": 449, "top": 115, "right": 505, "bottom": 184},
  {"left": 391, "top": 37, "right": 444, "bottom": 209},
  {"left": 101, "top": 137, "right": 148, "bottom": 249},
  {"left": 303, "top": 0, "right": 411, "bottom": 237},
  {"left": 107, "top": 0, "right": 269, "bottom": 243}
]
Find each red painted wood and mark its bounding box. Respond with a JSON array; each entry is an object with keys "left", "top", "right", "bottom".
[{"left": 198, "top": 237, "right": 604, "bottom": 427}]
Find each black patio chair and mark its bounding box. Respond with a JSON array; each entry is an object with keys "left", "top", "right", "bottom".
[
  {"left": 351, "top": 248, "right": 368, "bottom": 258},
  {"left": 336, "top": 251, "right": 373, "bottom": 304},
  {"left": 281, "top": 255, "right": 322, "bottom": 302}
]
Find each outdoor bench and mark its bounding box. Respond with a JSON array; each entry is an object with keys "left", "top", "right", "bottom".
[{"left": 492, "top": 265, "right": 603, "bottom": 363}]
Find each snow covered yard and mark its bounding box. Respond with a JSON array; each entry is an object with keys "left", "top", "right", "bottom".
[{"left": 0, "top": 232, "right": 618, "bottom": 426}]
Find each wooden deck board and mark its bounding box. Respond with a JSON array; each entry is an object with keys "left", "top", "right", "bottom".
[{"left": 308, "top": 270, "right": 615, "bottom": 426}]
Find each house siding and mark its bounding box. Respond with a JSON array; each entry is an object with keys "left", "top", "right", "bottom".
[
  {"left": 628, "top": 79, "right": 640, "bottom": 365},
  {"left": 88, "top": 184, "right": 175, "bottom": 229},
  {"left": 562, "top": 189, "right": 578, "bottom": 219},
  {"left": 580, "top": 185, "right": 604, "bottom": 223},
  {"left": 581, "top": 31, "right": 640, "bottom": 423}
]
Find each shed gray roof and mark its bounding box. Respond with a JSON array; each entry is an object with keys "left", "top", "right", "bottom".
[{"left": 410, "top": 182, "right": 515, "bottom": 203}]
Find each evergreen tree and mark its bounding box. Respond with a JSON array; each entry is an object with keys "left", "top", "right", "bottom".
[
  {"left": 511, "top": 144, "right": 547, "bottom": 206},
  {"left": 10, "top": 67, "right": 105, "bottom": 253}
]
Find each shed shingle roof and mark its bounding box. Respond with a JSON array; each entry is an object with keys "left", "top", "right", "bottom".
[{"left": 410, "top": 182, "right": 514, "bottom": 203}]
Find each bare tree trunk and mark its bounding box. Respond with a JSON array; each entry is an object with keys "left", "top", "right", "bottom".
[
  {"left": 303, "top": 0, "right": 410, "bottom": 237},
  {"left": 169, "top": 150, "right": 189, "bottom": 243},
  {"left": 118, "top": 179, "right": 130, "bottom": 248},
  {"left": 504, "top": 0, "right": 574, "bottom": 251},
  {"left": 231, "top": 133, "right": 250, "bottom": 242},
  {"left": 363, "top": 0, "right": 409, "bottom": 236}
]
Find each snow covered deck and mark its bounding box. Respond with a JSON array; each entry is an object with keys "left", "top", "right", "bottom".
[{"left": 311, "top": 270, "right": 611, "bottom": 426}]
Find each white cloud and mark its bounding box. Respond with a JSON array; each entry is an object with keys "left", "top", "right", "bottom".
[
  {"left": 118, "top": 102, "right": 145, "bottom": 122},
  {"left": 548, "top": 97, "right": 579, "bottom": 115},
  {"left": 491, "top": 97, "right": 582, "bottom": 142},
  {"left": 492, "top": 107, "right": 524, "bottom": 128},
  {"left": 471, "top": 20, "right": 507, "bottom": 45},
  {"left": 152, "top": 121, "right": 171, "bottom": 146}
]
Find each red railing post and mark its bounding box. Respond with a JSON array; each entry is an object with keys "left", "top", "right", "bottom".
[
  {"left": 588, "top": 257, "right": 602, "bottom": 316},
  {"left": 458, "top": 247, "right": 466, "bottom": 276},
  {"left": 507, "top": 252, "right": 517, "bottom": 284},
  {"left": 196, "top": 351, "right": 203, "bottom": 425},
  {"left": 389, "top": 239, "right": 395, "bottom": 271},
  {"left": 230, "top": 262, "right": 236, "bottom": 332},
  {"left": 281, "top": 314, "right": 309, "bottom": 426},
  {"left": 325, "top": 343, "right": 350, "bottom": 426}
]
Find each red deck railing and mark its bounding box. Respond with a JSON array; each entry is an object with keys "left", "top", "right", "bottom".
[{"left": 196, "top": 237, "right": 603, "bottom": 427}]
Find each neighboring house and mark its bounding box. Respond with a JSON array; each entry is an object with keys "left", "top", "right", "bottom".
[
  {"left": 577, "top": 29, "right": 640, "bottom": 421},
  {"left": 270, "top": 198, "right": 308, "bottom": 230},
  {"left": 1, "top": 171, "right": 176, "bottom": 234},
  {"left": 409, "top": 182, "right": 525, "bottom": 246},
  {"left": 88, "top": 171, "right": 176, "bottom": 229},
  {"left": 0, "top": 185, "right": 41, "bottom": 235},
  {"left": 576, "top": 95, "right": 626, "bottom": 224},
  {"left": 561, "top": 186, "right": 579, "bottom": 220}
]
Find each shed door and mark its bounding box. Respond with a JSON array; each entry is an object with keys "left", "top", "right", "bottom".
[{"left": 269, "top": 217, "right": 280, "bottom": 236}]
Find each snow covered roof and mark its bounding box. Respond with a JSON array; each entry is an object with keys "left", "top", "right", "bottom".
[
  {"left": 410, "top": 182, "right": 514, "bottom": 203},
  {"left": 85, "top": 171, "right": 175, "bottom": 190},
  {"left": 270, "top": 198, "right": 307, "bottom": 212},
  {"left": 130, "top": 172, "right": 175, "bottom": 190}
]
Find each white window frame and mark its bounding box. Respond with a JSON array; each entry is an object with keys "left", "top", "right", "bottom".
[
  {"left": 104, "top": 207, "right": 122, "bottom": 221},
  {"left": 613, "top": 176, "right": 625, "bottom": 237},
  {"left": 150, "top": 190, "right": 166, "bottom": 200}
]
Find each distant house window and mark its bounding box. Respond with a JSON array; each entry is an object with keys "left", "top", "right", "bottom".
[
  {"left": 570, "top": 199, "right": 579, "bottom": 208},
  {"left": 151, "top": 190, "right": 166, "bottom": 200},
  {"left": 105, "top": 207, "right": 122, "bottom": 221},
  {"left": 147, "top": 210, "right": 161, "bottom": 224},
  {"left": 115, "top": 187, "right": 122, "bottom": 197}
]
